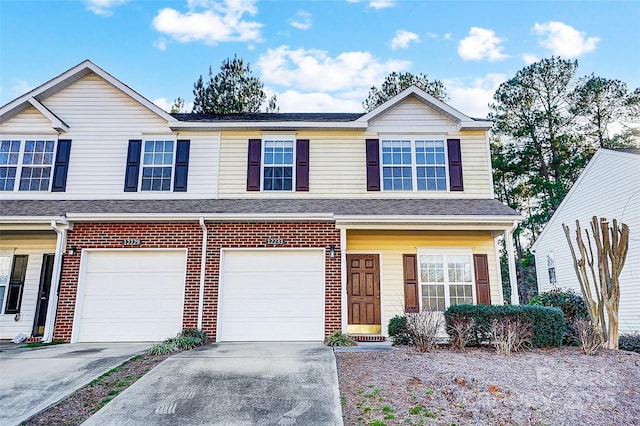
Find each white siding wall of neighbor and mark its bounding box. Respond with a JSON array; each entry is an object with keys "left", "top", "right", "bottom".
[
  {"left": 0, "top": 235, "right": 57, "bottom": 340},
  {"left": 0, "top": 73, "right": 219, "bottom": 200},
  {"left": 534, "top": 150, "right": 640, "bottom": 332}
]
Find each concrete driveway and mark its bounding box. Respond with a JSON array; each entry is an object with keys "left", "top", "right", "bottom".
[
  {"left": 83, "top": 342, "right": 343, "bottom": 425},
  {"left": 0, "top": 342, "right": 150, "bottom": 425}
]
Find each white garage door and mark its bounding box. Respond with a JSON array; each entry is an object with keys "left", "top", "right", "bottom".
[
  {"left": 74, "top": 250, "right": 186, "bottom": 342},
  {"left": 218, "top": 250, "right": 325, "bottom": 341}
]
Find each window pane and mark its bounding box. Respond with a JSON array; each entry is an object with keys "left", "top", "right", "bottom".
[{"left": 19, "top": 166, "right": 51, "bottom": 191}]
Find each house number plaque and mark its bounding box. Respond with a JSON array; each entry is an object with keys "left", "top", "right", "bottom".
[
  {"left": 265, "top": 238, "right": 285, "bottom": 245},
  {"left": 122, "top": 239, "right": 142, "bottom": 246}
]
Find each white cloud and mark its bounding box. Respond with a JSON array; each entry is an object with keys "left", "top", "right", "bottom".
[
  {"left": 275, "top": 90, "right": 363, "bottom": 112},
  {"left": 532, "top": 21, "right": 599, "bottom": 58},
  {"left": 391, "top": 30, "right": 420, "bottom": 50},
  {"left": 445, "top": 74, "right": 506, "bottom": 119},
  {"left": 346, "top": 0, "right": 395, "bottom": 8},
  {"left": 289, "top": 11, "right": 311, "bottom": 30},
  {"left": 522, "top": 53, "right": 539, "bottom": 65},
  {"left": 369, "top": 0, "right": 395, "bottom": 9},
  {"left": 154, "top": 97, "right": 194, "bottom": 113},
  {"left": 152, "top": 0, "right": 262, "bottom": 45},
  {"left": 85, "top": 0, "right": 129, "bottom": 16},
  {"left": 458, "top": 27, "right": 508, "bottom": 61},
  {"left": 154, "top": 38, "right": 168, "bottom": 51},
  {"left": 257, "top": 46, "right": 411, "bottom": 93},
  {"left": 443, "top": 33, "right": 452, "bottom": 41}
]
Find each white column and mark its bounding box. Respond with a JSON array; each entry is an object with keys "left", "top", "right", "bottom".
[
  {"left": 340, "top": 227, "right": 348, "bottom": 333},
  {"left": 504, "top": 226, "right": 520, "bottom": 305},
  {"left": 43, "top": 220, "right": 67, "bottom": 342}
]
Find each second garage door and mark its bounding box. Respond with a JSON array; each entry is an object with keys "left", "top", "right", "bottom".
[
  {"left": 73, "top": 250, "right": 187, "bottom": 343},
  {"left": 218, "top": 249, "right": 325, "bottom": 341}
]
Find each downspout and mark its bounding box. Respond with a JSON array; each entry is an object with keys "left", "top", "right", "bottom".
[
  {"left": 43, "top": 218, "right": 68, "bottom": 343},
  {"left": 197, "top": 217, "right": 207, "bottom": 330}
]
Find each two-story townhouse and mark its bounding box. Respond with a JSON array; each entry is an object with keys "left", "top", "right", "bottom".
[{"left": 0, "top": 61, "right": 522, "bottom": 343}]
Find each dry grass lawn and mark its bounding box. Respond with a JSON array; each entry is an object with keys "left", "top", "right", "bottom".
[{"left": 336, "top": 346, "right": 640, "bottom": 426}]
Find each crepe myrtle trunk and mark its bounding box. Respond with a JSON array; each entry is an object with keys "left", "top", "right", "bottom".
[{"left": 563, "top": 217, "right": 629, "bottom": 350}]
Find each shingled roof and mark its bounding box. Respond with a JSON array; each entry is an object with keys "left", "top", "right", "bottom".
[{"left": 1, "top": 198, "right": 519, "bottom": 218}]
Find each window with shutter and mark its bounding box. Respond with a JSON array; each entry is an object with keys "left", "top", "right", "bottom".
[{"left": 375, "top": 136, "right": 462, "bottom": 192}]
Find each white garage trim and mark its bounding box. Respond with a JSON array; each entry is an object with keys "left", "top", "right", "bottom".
[
  {"left": 71, "top": 248, "right": 188, "bottom": 343},
  {"left": 217, "top": 248, "right": 326, "bottom": 342}
]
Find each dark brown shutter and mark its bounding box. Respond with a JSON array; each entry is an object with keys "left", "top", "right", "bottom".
[
  {"left": 5, "top": 255, "right": 28, "bottom": 314},
  {"left": 173, "top": 140, "right": 190, "bottom": 192},
  {"left": 403, "top": 254, "right": 420, "bottom": 313},
  {"left": 51, "top": 139, "right": 72, "bottom": 192},
  {"left": 473, "top": 254, "right": 491, "bottom": 305},
  {"left": 246, "top": 139, "right": 261, "bottom": 191},
  {"left": 447, "top": 139, "right": 464, "bottom": 191},
  {"left": 124, "top": 140, "right": 142, "bottom": 192},
  {"left": 296, "top": 139, "right": 309, "bottom": 191},
  {"left": 366, "top": 139, "right": 380, "bottom": 191}
]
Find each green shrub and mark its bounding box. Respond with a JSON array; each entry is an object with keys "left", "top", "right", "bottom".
[
  {"left": 180, "top": 328, "right": 209, "bottom": 344},
  {"left": 531, "top": 289, "right": 588, "bottom": 345},
  {"left": 444, "top": 304, "right": 565, "bottom": 348},
  {"left": 619, "top": 333, "right": 640, "bottom": 353},
  {"left": 388, "top": 315, "right": 412, "bottom": 346},
  {"left": 326, "top": 331, "right": 357, "bottom": 347},
  {"left": 147, "top": 342, "right": 178, "bottom": 355},
  {"left": 167, "top": 336, "right": 201, "bottom": 350}
]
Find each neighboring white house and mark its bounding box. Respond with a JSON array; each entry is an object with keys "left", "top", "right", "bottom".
[{"left": 532, "top": 148, "right": 640, "bottom": 333}]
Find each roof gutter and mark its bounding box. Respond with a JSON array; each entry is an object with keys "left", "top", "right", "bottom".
[{"left": 63, "top": 212, "right": 336, "bottom": 222}]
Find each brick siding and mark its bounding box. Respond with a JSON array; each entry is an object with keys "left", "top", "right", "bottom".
[{"left": 54, "top": 221, "right": 341, "bottom": 342}]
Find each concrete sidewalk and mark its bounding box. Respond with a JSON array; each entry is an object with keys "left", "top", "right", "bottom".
[
  {"left": 0, "top": 342, "right": 150, "bottom": 425},
  {"left": 83, "top": 342, "right": 343, "bottom": 425}
]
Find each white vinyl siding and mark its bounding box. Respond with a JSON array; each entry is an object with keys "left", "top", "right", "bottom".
[
  {"left": 218, "top": 250, "right": 325, "bottom": 341},
  {"left": 533, "top": 150, "right": 640, "bottom": 333},
  {"left": 0, "top": 235, "right": 57, "bottom": 340},
  {"left": 0, "top": 73, "right": 220, "bottom": 199}
]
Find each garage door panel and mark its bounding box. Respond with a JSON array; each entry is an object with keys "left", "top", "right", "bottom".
[
  {"left": 76, "top": 250, "right": 186, "bottom": 342},
  {"left": 219, "top": 250, "right": 325, "bottom": 341}
]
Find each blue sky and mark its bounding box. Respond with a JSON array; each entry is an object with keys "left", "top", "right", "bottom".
[{"left": 1, "top": 0, "right": 639, "bottom": 118}]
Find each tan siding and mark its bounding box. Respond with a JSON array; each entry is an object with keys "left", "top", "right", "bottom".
[
  {"left": 0, "top": 106, "right": 57, "bottom": 135},
  {"left": 368, "top": 97, "right": 459, "bottom": 133},
  {"left": 218, "top": 129, "right": 492, "bottom": 198},
  {"left": 0, "top": 235, "right": 57, "bottom": 339},
  {"left": 346, "top": 230, "right": 500, "bottom": 335},
  {"left": 1, "top": 73, "right": 219, "bottom": 199}
]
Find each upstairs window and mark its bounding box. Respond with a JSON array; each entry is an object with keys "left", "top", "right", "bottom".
[
  {"left": 547, "top": 252, "right": 557, "bottom": 284},
  {"left": 263, "top": 139, "right": 294, "bottom": 191},
  {"left": 0, "top": 138, "right": 70, "bottom": 192},
  {"left": 380, "top": 138, "right": 448, "bottom": 191},
  {"left": 141, "top": 140, "right": 174, "bottom": 191}
]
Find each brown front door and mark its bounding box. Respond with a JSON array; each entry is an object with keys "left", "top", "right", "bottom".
[{"left": 347, "top": 254, "right": 381, "bottom": 334}]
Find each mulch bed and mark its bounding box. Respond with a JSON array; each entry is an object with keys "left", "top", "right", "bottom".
[
  {"left": 336, "top": 345, "right": 640, "bottom": 425},
  {"left": 24, "top": 352, "right": 174, "bottom": 426}
]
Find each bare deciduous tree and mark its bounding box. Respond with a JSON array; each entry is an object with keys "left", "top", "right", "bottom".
[{"left": 563, "top": 217, "right": 629, "bottom": 349}]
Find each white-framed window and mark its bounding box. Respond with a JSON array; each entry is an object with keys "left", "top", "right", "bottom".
[
  {"left": 381, "top": 138, "right": 447, "bottom": 191},
  {"left": 0, "top": 138, "right": 57, "bottom": 191},
  {"left": 418, "top": 249, "right": 475, "bottom": 311},
  {"left": 262, "top": 138, "right": 294, "bottom": 191},
  {"left": 141, "top": 140, "right": 174, "bottom": 191},
  {"left": 0, "top": 252, "right": 13, "bottom": 313},
  {"left": 547, "top": 252, "right": 557, "bottom": 284}
]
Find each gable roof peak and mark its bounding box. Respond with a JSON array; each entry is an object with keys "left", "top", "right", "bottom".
[
  {"left": 0, "top": 59, "right": 176, "bottom": 126},
  {"left": 357, "top": 84, "right": 491, "bottom": 130}
]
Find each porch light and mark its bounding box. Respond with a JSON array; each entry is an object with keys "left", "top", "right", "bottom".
[
  {"left": 329, "top": 245, "right": 336, "bottom": 259},
  {"left": 68, "top": 246, "right": 77, "bottom": 256}
]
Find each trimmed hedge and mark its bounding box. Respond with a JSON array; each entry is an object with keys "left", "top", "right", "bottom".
[
  {"left": 444, "top": 304, "right": 566, "bottom": 348},
  {"left": 530, "top": 289, "right": 589, "bottom": 345}
]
